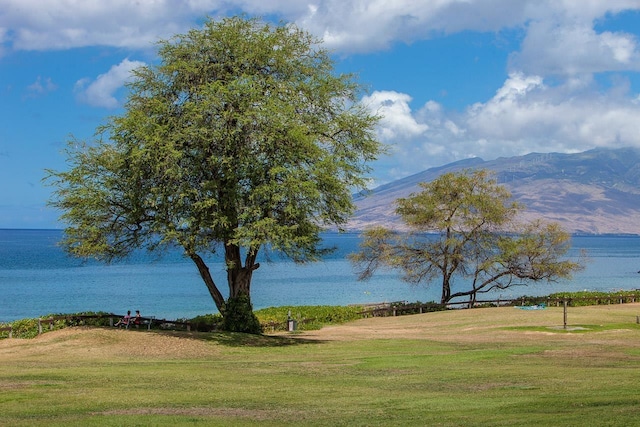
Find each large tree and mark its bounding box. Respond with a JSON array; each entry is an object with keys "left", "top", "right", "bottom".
[
  {"left": 350, "top": 170, "right": 583, "bottom": 305},
  {"left": 46, "top": 16, "right": 381, "bottom": 333}
]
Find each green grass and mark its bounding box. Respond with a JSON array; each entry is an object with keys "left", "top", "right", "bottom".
[
  {"left": 1, "top": 305, "right": 640, "bottom": 426},
  {"left": 506, "top": 322, "right": 640, "bottom": 333}
]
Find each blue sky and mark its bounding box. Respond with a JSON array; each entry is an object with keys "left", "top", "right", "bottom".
[{"left": 2, "top": 1, "right": 640, "bottom": 229}]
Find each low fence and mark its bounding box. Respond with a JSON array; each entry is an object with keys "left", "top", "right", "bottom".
[
  {"left": 35, "top": 314, "right": 192, "bottom": 335},
  {"left": 357, "top": 294, "right": 640, "bottom": 317},
  {"left": 3, "top": 294, "right": 639, "bottom": 339},
  {"left": 450, "top": 294, "right": 640, "bottom": 308},
  {"left": 358, "top": 301, "right": 445, "bottom": 317}
]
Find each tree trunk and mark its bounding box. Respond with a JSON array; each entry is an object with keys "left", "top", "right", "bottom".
[
  {"left": 224, "top": 242, "right": 260, "bottom": 298},
  {"left": 186, "top": 243, "right": 263, "bottom": 333},
  {"left": 468, "top": 292, "right": 477, "bottom": 309},
  {"left": 222, "top": 242, "right": 262, "bottom": 333},
  {"left": 441, "top": 275, "right": 451, "bottom": 305},
  {"left": 189, "top": 253, "right": 226, "bottom": 313},
  {"left": 228, "top": 266, "right": 254, "bottom": 298}
]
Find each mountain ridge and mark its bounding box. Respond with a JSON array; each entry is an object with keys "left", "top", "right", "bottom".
[{"left": 349, "top": 147, "right": 640, "bottom": 235}]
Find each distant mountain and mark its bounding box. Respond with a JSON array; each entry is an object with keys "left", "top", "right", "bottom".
[{"left": 348, "top": 147, "right": 640, "bottom": 235}]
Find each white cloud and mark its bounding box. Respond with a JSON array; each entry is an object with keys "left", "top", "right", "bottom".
[
  {"left": 0, "top": 1, "right": 635, "bottom": 56},
  {"left": 1, "top": 0, "right": 201, "bottom": 51},
  {"left": 0, "top": 0, "right": 305, "bottom": 53},
  {"left": 2, "top": 1, "right": 639, "bottom": 85},
  {"left": 510, "top": 20, "right": 640, "bottom": 76},
  {"left": 362, "top": 91, "right": 429, "bottom": 142},
  {"left": 465, "top": 73, "right": 640, "bottom": 149},
  {"left": 75, "top": 59, "right": 145, "bottom": 109},
  {"left": 369, "top": 73, "right": 640, "bottom": 184},
  {"left": 297, "top": 0, "right": 532, "bottom": 53}
]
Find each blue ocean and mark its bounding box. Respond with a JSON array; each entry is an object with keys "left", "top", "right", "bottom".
[{"left": 1, "top": 229, "right": 639, "bottom": 322}]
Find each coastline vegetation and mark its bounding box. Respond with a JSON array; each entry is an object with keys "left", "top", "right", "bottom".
[{"left": 2, "top": 290, "right": 638, "bottom": 339}]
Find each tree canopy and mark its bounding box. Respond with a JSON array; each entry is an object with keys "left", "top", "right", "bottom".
[
  {"left": 46, "top": 16, "right": 382, "bottom": 332},
  {"left": 350, "top": 170, "right": 583, "bottom": 305}
]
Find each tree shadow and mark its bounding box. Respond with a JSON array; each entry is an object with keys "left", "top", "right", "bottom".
[
  {"left": 146, "top": 329, "right": 327, "bottom": 347},
  {"left": 203, "top": 332, "right": 327, "bottom": 347}
]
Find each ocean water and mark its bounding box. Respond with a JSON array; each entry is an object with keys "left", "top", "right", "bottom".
[{"left": 1, "top": 229, "right": 639, "bottom": 322}]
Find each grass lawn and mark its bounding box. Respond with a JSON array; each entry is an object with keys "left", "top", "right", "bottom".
[{"left": 1, "top": 304, "right": 639, "bottom": 426}]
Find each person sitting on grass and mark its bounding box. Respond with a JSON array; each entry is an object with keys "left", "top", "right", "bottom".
[{"left": 115, "top": 310, "right": 131, "bottom": 327}]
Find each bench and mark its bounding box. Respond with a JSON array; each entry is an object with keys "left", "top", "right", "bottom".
[
  {"left": 34, "top": 314, "right": 191, "bottom": 334},
  {"left": 124, "top": 316, "right": 155, "bottom": 330},
  {"left": 117, "top": 315, "right": 191, "bottom": 331}
]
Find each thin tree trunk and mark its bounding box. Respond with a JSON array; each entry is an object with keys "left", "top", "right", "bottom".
[
  {"left": 189, "top": 253, "right": 226, "bottom": 312},
  {"left": 441, "top": 277, "right": 451, "bottom": 305}
]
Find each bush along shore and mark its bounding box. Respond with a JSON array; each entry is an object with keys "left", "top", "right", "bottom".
[{"left": 1, "top": 290, "right": 639, "bottom": 339}]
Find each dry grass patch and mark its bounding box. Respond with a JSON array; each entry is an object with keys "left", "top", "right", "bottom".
[
  {"left": 295, "top": 303, "right": 640, "bottom": 345},
  {"left": 0, "top": 327, "right": 221, "bottom": 362}
]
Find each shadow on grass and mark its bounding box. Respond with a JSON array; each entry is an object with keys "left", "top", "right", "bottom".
[{"left": 142, "top": 329, "right": 327, "bottom": 347}]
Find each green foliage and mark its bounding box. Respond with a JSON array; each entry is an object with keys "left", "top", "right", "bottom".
[
  {"left": 59, "top": 311, "right": 114, "bottom": 327},
  {"left": 508, "top": 291, "right": 640, "bottom": 307},
  {"left": 256, "top": 305, "right": 364, "bottom": 331},
  {"left": 45, "top": 16, "right": 382, "bottom": 322},
  {"left": 222, "top": 295, "right": 263, "bottom": 334},
  {"left": 187, "top": 313, "right": 223, "bottom": 332},
  {"left": 352, "top": 169, "right": 584, "bottom": 304},
  {"left": 1, "top": 312, "right": 117, "bottom": 339},
  {"left": 548, "top": 290, "right": 640, "bottom": 306},
  {"left": 392, "top": 301, "right": 446, "bottom": 315},
  {"left": 5, "top": 318, "right": 40, "bottom": 339}
]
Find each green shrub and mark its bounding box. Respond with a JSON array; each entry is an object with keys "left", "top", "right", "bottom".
[
  {"left": 74, "top": 311, "right": 114, "bottom": 327},
  {"left": 8, "top": 318, "right": 41, "bottom": 339},
  {"left": 0, "top": 323, "right": 12, "bottom": 339},
  {"left": 548, "top": 290, "right": 639, "bottom": 306},
  {"left": 222, "top": 295, "right": 263, "bottom": 334},
  {"left": 187, "top": 313, "right": 223, "bottom": 331},
  {"left": 53, "top": 311, "right": 115, "bottom": 327},
  {"left": 392, "top": 301, "right": 445, "bottom": 314},
  {"left": 256, "top": 305, "right": 364, "bottom": 331},
  {"left": 510, "top": 291, "right": 640, "bottom": 307}
]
